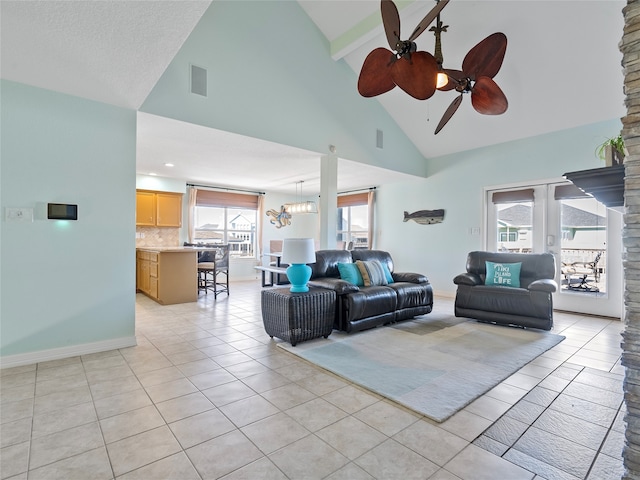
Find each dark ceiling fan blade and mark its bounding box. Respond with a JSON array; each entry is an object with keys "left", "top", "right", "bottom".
[
  {"left": 408, "top": 0, "right": 450, "bottom": 42},
  {"left": 434, "top": 93, "right": 463, "bottom": 134},
  {"left": 358, "top": 48, "right": 396, "bottom": 97},
  {"left": 390, "top": 51, "right": 438, "bottom": 100},
  {"left": 462, "top": 32, "right": 507, "bottom": 80},
  {"left": 437, "top": 69, "right": 463, "bottom": 91},
  {"left": 381, "top": 0, "right": 401, "bottom": 50},
  {"left": 470, "top": 76, "right": 508, "bottom": 115}
]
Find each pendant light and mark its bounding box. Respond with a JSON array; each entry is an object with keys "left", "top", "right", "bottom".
[{"left": 284, "top": 181, "right": 318, "bottom": 214}]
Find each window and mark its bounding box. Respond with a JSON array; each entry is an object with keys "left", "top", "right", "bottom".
[
  {"left": 499, "top": 231, "right": 518, "bottom": 242},
  {"left": 194, "top": 190, "right": 258, "bottom": 258},
  {"left": 337, "top": 193, "right": 369, "bottom": 249}
]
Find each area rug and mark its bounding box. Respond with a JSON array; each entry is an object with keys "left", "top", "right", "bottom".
[{"left": 278, "top": 312, "right": 565, "bottom": 422}]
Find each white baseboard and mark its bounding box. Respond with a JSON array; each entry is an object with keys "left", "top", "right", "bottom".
[
  {"left": 0, "top": 336, "right": 137, "bottom": 369},
  {"left": 434, "top": 291, "right": 456, "bottom": 300}
]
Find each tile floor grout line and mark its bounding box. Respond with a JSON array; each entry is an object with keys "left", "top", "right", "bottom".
[
  {"left": 80, "top": 354, "right": 118, "bottom": 480},
  {"left": 583, "top": 399, "right": 627, "bottom": 480},
  {"left": 482, "top": 356, "right": 624, "bottom": 478}
]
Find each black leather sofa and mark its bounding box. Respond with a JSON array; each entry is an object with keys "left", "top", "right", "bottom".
[
  {"left": 453, "top": 251, "right": 557, "bottom": 330},
  {"left": 308, "top": 249, "right": 433, "bottom": 332}
]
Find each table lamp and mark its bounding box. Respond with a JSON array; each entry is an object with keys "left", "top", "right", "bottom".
[{"left": 281, "top": 238, "right": 316, "bottom": 292}]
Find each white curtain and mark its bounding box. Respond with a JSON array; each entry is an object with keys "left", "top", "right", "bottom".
[
  {"left": 367, "top": 190, "right": 375, "bottom": 249},
  {"left": 187, "top": 186, "right": 197, "bottom": 243}
]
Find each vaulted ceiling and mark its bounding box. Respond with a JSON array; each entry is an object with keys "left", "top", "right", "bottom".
[{"left": 0, "top": 1, "right": 626, "bottom": 194}]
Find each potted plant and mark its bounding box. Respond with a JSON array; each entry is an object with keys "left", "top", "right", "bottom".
[{"left": 596, "top": 134, "right": 626, "bottom": 167}]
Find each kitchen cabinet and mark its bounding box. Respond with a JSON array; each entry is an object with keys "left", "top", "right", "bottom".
[
  {"left": 137, "top": 251, "right": 150, "bottom": 292},
  {"left": 155, "top": 193, "right": 182, "bottom": 227},
  {"left": 136, "top": 191, "right": 156, "bottom": 226},
  {"left": 136, "top": 190, "right": 183, "bottom": 227},
  {"left": 136, "top": 248, "right": 197, "bottom": 305}
]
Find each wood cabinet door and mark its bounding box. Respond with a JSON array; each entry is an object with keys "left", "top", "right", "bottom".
[
  {"left": 139, "top": 259, "right": 150, "bottom": 293},
  {"left": 149, "top": 276, "right": 158, "bottom": 299},
  {"left": 136, "top": 258, "right": 143, "bottom": 291},
  {"left": 136, "top": 191, "right": 156, "bottom": 226},
  {"left": 156, "top": 193, "right": 182, "bottom": 227}
]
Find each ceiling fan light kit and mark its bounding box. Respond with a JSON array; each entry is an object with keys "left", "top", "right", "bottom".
[{"left": 358, "top": 0, "right": 509, "bottom": 134}]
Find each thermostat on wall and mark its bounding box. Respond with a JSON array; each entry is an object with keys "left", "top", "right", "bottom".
[{"left": 47, "top": 203, "right": 78, "bottom": 220}]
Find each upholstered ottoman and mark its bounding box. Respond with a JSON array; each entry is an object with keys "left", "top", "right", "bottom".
[{"left": 261, "top": 287, "right": 336, "bottom": 346}]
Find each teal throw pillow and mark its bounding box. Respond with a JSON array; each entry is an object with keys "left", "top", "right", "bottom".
[
  {"left": 338, "top": 262, "right": 364, "bottom": 286},
  {"left": 485, "top": 261, "right": 522, "bottom": 288},
  {"left": 380, "top": 262, "right": 394, "bottom": 284}
]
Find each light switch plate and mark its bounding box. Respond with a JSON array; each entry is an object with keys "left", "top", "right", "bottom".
[{"left": 5, "top": 207, "right": 33, "bottom": 222}]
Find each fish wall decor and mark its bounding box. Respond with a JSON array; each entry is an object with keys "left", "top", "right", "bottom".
[
  {"left": 266, "top": 206, "right": 292, "bottom": 228},
  {"left": 403, "top": 209, "right": 445, "bottom": 225}
]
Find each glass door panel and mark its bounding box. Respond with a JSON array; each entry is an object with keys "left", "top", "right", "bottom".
[
  {"left": 559, "top": 197, "right": 607, "bottom": 295},
  {"left": 496, "top": 202, "right": 533, "bottom": 253},
  {"left": 547, "top": 182, "right": 621, "bottom": 317}
]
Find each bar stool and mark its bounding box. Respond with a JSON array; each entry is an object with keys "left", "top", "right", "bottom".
[{"left": 197, "top": 245, "right": 230, "bottom": 298}]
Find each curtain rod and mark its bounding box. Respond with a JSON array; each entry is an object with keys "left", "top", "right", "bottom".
[
  {"left": 338, "top": 186, "right": 377, "bottom": 195},
  {"left": 187, "top": 183, "right": 265, "bottom": 195}
]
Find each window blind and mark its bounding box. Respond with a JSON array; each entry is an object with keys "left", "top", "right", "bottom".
[
  {"left": 196, "top": 190, "right": 259, "bottom": 209},
  {"left": 338, "top": 192, "right": 368, "bottom": 208},
  {"left": 491, "top": 188, "right": 535, "bottom": 204},
  {"left": 554, "top": 184, "right": 589, "bottom": 200}
]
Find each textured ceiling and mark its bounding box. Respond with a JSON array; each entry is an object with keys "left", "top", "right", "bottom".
[
  {"left": 1, "top": 1, "right": 627, "bottom": 195},
  {"left": 0, "top": 0, "right": 210, "bottom": 110}
]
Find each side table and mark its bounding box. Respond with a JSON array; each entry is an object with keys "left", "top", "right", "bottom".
[{"left": 261, "top": 287, "right": 336, "bottom": 346}]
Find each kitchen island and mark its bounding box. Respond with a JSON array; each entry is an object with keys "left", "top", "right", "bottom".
[{"left": 136, "top": 247, "right": 203, "bottom": 305}]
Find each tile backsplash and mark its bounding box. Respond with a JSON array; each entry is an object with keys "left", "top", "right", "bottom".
[{"left": 136, "top": 227, "right": 180, "bottom": 247}]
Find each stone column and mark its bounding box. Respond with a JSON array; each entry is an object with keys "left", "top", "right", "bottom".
[{"left": 621, "top": 1, "right": 640, "bottom": 478}]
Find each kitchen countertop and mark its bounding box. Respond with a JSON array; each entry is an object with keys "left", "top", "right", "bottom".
[{"left": 136, "top": 246, "right": 218, "bottom": 253}]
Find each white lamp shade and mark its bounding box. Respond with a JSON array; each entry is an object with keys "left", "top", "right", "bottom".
[{"left": 281, "top": 238, "right": 316, "bottom": 264}]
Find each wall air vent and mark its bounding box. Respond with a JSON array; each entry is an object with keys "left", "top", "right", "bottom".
[
  {"left": 376, "top": 129, "right": 383, "bottom": 149},
  {"left": 190, "top": 65, "right": 207, "bottom": 97}
]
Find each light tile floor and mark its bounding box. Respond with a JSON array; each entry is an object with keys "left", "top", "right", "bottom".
[{"left": 0, "top": 281, "right": 626, "bottom": 480}]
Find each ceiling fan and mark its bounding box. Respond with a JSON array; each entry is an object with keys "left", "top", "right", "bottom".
[
  {"left": 357, "top": 0, "right": 450, "bottom": 100},
  {"left": 358, "top": 0, "right": 509, "bottom": 134},
  {"left": 433, "top": 31, "right": 508, "bottom": 134}
]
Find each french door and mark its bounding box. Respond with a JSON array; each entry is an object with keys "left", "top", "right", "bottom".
[{"left": 485, "top": 180, "right": 623, "bottom": 318}]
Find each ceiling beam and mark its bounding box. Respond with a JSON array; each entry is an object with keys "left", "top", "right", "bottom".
[{"left": 330, "top": 0, "right": 419, "bottom": 60}]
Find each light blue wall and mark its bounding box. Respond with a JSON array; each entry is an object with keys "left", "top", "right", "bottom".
[
  {"left": 140, "top": 0, "right": 427, "bottom": 178},
  {"left": 376, "top": 119, "right": 623, "bottom": 295},
  {"left": 136, "top": 174, "right": 186, "bottom": 194},
  {"left": 1, "top": 80, "right": 136, "bottom": 357}
]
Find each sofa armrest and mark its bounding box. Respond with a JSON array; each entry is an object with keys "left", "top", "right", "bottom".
[
  {"left": 392, "top": 272, "right": 428, "bottom": 284},
  {"left": 453, "top": 272, "right": 482, "bottom": 286},
  {"left": 308, "top": 277, "right": 359, "bottom": 294},
  {"left": 527, "top": 279, "right": 558, "bottom": 293}
]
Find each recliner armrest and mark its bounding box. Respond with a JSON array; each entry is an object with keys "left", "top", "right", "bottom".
[
  {"left": 392, "top": 272, "right": 428, "bottom": 284},
  {"left": 308, "top": 278, "right": 359, "bottom": 294},
  {"left": 527, "top": 279, "right": 558, "bottom": 293},
  {"left": 453, "top": 272, "right": 482, "bottom": 286}
]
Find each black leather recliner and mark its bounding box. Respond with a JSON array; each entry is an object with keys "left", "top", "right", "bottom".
[
  {"left": 308, "top": 250, "right": 433, "bottom": 332},
  {"left": 453, "top": 251, "right": 557, "bottom": 330}
]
